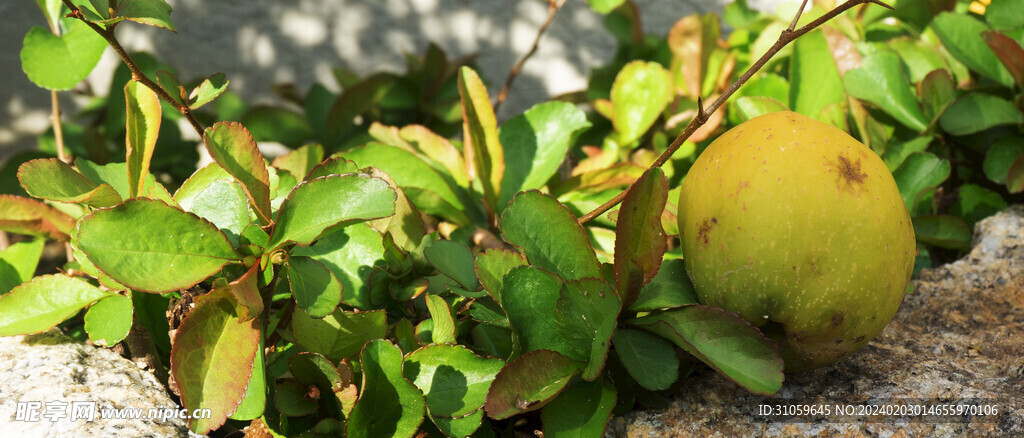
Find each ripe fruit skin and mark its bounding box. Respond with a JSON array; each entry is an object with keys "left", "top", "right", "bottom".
[{"left": 678, "top": 111, "right": 915, "bottom": 372}]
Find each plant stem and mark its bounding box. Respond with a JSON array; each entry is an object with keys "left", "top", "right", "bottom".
[
  {"left": 493, "top": 0, "right": 567, "bottom": 113},
  {"left": 60, "top": 0, "right": 206, "bottom": 139},
  {"left": 126, "top": 307, "right": 169, "bottom": 388},
  {"left": 577, "top": 0, "right": 892, "bottom": 225}
]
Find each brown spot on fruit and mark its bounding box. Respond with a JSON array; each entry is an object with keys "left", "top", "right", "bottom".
[
  {"left": 835, "top": 155, "right": 868, "bottom": 192},
  {"left": 697, "top": 217, "right": 717, "bottom": 248},
  {"left": 831, "top": 313, "right": 845, "bottom": 327}
]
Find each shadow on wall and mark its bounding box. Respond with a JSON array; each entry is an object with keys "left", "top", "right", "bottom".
[{"left": 0, "top": 0, "right": 731, "bottom": 162}]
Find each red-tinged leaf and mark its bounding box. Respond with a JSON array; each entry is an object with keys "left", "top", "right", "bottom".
[
  {"left": 668, "top": 13, "right": 720, "bottom": 99},
  {"left": 203, "top": 122, "right": 272, "bottom": 224},
  {"left": 983, "top": 31, "right": 1024, "bottom": 88},
  {"left": 613, "top": 167, "right": 668, "bottom": 307},
  {"left": 400, "top": 124, "right": 469, "bottom": 187},
  {"left": 458, "top": 66, "right": 504, "bottom": 215},
  {"left": 1006, "top": 154, "right": 1024, "bottom": 194},
  {"left": 484, "top": 349, "right": 580, "bottom": 420},
  {"left": 125, "top": 80, "right": 162, "bottom": 199},
  {"left": 272, "top": 143, "right": 324, "bottom": 180},
  {"left": 0, "top": 195, "right": 76, "bottom": 240},
  {"left": 189, "top": 73, "right": 229, "bottom": 110},
  {"left": 170, "top": 287, "right": 260, "bottom": 434},
  {"left": 216, "top": 263, "right": 263, "bottom": 321},
  {"left": 630, "top": 306, "right": 783, "bottom": 395},
  {"left": 17, "top": 158, "right": 121, "bottom": 208}
]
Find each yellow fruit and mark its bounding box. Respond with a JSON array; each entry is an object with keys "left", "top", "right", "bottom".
[{"left": 678, "top": 111, "right": 915, "bottom": 372}]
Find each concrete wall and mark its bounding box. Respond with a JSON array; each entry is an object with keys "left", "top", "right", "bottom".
[{"left": 1, "top": 0, "right": 790, "bottom": 162}]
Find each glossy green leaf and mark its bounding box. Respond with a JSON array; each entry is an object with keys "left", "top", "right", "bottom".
[
  {"left": 306, "top": 157, "right": 359, "bottom": 181},
  {"left": 288, "top": 256, "right": 342, "bottom": 319},
  {"left": 0, "top": 275, "right": 112, "bottom": 336},
  {"left": 187, "top": 179, "right": 249, "bottom": 246},
  {"left": 291, "top": 308, "right": 387, "bottom": 363},
  {"left": 433, "top": 409, "right": 484, "bottom": 438},
  {"left": 469, "top": 298, "right": 509, "bottom": 327},
  {"left": 555, "top": 278, "right": 621, "bottom": 380},
  {"left": 951, "top": 184, "right": 1007, "bottom": 225},
  {"left": 790, "top": 29, "right": 846, "bottom": 124},
  {"left": 20, "top": 21, "right": 106, "bottom": 90},
  {"left": 174, "top": 162, "right": 233, "bottom": 209},
  {"left": 614, "top": 168, "right": 668, "bottom": 306},
  {"left": 267, "top": 174, "right": 396, "bottom": 251},
  {"left": 458, "top": 66, "right": 504, "bottom": 214},
  {"left": 203, "top": 122, "right": 272, "bottom": 224},
  {"left": 886, "top": 37, "right": 948, "bottom": 84},
  {"left": 474, "top": 248, "right": 527, "bottom": 303},
  {"left": 291, "top": 224, "right": 385, "bottom": 309},
  {"left": 913, "top": 215, "right": 971, "bottom": 251},
  {"left": 170, "top": 287, "right": 259, "bottom": 434},
  {"left": 986, "top": 0, "right": 1024, "bottom": 29},
  {"left": 628, "top": 258, "right": 698, "bottom": 312},
  {"left": 365, "top": 168, "right": 425, "bottom": 252},
  {"left": 84, "top": 294, "right": 133, "bottom": 346},
  {"left": 939, "top": 93, "right": 1024, "bottom": 136},
  {"left": 75, "top": 159, "right": 173, "bottom": 204},
  {"left": 424, "top": 294, "right": 457, "bottom": 345},
  {"left": 346, "top": 340, "right": 425, "bottom": 438},
  {"left": 156, "top": 70, "right": 187, "bottom": 106},
  {"left": 734, "top": 96, "right": 789, "bottom": 122},
  {"left": 484, "top": 349, "right": 580, "bottom": 420},
  {"left": 498, "top": 102, "right": 592, "bottom": 207},
  {"left": 541, "top": 378, "right": 616, "bottom": 437},
  {"left": 289, "top": 352, "right": 357, "bottom": 418},
  {"left": 501, "top": 266, "right": 574, "bottom": 358},
  {"left": 124, "top": 80, "right": 161, "bottom": 198},
  {"left": 499, "top": 191, "right": 601, "bottom": 281},
  {"left": 341, "top": 143, "right": 466, "bottom": 216},
  {"left": 0, "top": 195, "right": 76, "bottom": 240},
  {"left": 400, "top": 125, "right": 469, "bottom": 187},
  {"left": 892, "top": 152, "right": 950, "bottom": 213},
  {"left": 587, "top": 0, "right": 626, "bottom": 13},
  {"left": 983, "top": 137, "right": 1024, "bottom": 184},
  {"left": 883, "top": 137, "right": 932, "bottom": 172},
  {"left": 425, "top": 240, "right": 479, "bottom": 291},
  {"left": 611, "top": 61, "right": 672, "bottom": 146},
  {"left": 844, "top": 50, "right": 928, "bottom": 132},
  {"left": 0, "top": 239, "right": 44, "bottom": 294},
  {"left": 272, "top": 144, "right": 324, "bottom": 181},
  {"left": 274, "top": 381, "right": 318, "bottom": 417},
  {"left": 919, "top": 69, "right": 956, "bottom": 123},
  {"left": 73, "top": 199, "right": 241, "bottom": 292},
  {"left": 612, "top": 328, "right": 679, "bottom": 391},
  {"left": 189, "top": 72, "right": 229, "bottom": 110},
  {"left": 404, "top": 344, "right": 505, "bottom": 419},
  {"left": 630, "top": 306, "right": 783, "bottom": 395},
  {"left": 932, "top": 12, "right": 1015, "bottom": 88},
  {"left": 1008, "top": 155, "right": 1024, "bottom": 194},
  {"left": 16, "top": 158, "right": 120, "bottom": 208},
  {"left": 120, "top": 0, "right": 176, "bottom": 31}
]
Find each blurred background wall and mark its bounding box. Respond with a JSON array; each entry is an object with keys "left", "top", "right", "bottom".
[{"left": 0, "top": 0, "right": 788, "bottom": 162}]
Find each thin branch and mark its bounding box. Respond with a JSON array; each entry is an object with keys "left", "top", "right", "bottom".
[
  {"left": 60, "top": 0, "right": 206, "bottom": 139},
  {"left": 493, "top": 0, "right": 567, "bottom": 113},
  {"left": 787, "top": 0, "right": 810, "bottom": 32},
  {"left": 577, "top": 0, "right": 892, "bottom": 225}
]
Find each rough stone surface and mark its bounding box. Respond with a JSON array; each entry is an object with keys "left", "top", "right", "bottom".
[
  {"left": 0, "top": 330, "right": 192, "bottom": 438},
  {"left": 608, "top": 206, "right": 1024, "bottom": 437}
]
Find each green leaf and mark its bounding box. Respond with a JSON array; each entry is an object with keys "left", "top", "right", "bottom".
[
  {"left": 174, "top": 162, "right": 232, "bottom": 209},
  {"left": 404, "top": 344, "right": 505, "bottom": 419},
  {"left": 474, "top": 248, "right": 527, "bottom": 304},
  {"left": 843, "top": 50, "right": 928, "bottom": 132},
  {"left": 612, "top": 328, "right": 679, "bottom": 391},
  {"left": 919, "top": 69, "right": 957, "bottom": 124},
  {"left": 555, "top": 278, "right": 621, "bottom": 380},
  {"left": 365, "top": 168, "right": 426, "bottom": 252},
  {"left": 424, "top": 294, "right": 457, "bottom": 345},
  {"left": 272, "top": 144, "right": 324, "bottom": 181},
  {"left": 187, "top": 179, "right": 250, "bottom": 246},
  {"left": 951, "top": 183, "right": 1007, "bottom": 225},
  {"left": 790, "top": 29, "right": 846, "bottom": 124},
  {"left": 501, "top": 266, "right": 577, "bottom": 359},
  {"left": 306, "top": 157, "right": 359, "bottom": 181},
  {"left": 229, "top": 328, "right": 266, "bottom": 422},
  {"left": 274, "top": 381, "right": 318, "bottom": 417},
  {"left": 189, "top": 72, "right": 229, "bottom": 110},
  {"left": 291, "top": 224, "right": 385, "bottom": 309},
  {"left": 291, "top": 308, "right": 387, "bottom": 363},
  {"left": 733, "top": 96, "right": 789, "bottom": 122},
  {"left": 120, "top": 0, "right": 176, "bottom": 31},
  {"left": 170, "top": 287, "right": 260, "bottom": 434},
  {"left": 499, "top": 191, "right": 601, "bottom": 281},
  {"left": 458, "top": 66, "right": 504, "bottom": 214},
  {"left": 629, "top": 258, "right": 698, "bottom": 312},
  {"left": 289, "top": 352, "right": 357, "bottom": 418},
  {"left": 0, "top": 194, "right": 77, "bottom": 240},
  {"left": 217, "top": 264, "right": 263, "bottom": 322},
  {"left": 939, "top": 93, "right": 1024, "bottom": 136},
  {"left": 339, "top": 145, "right": 464, "bottom": 221},
  {"left": 17, "top": 158, "right": 121, "bottom": 208},
  {"left": 483, "top": 349, "right": 580, "bottom": 420},
  {"left": 75, "top": 159, "right": 173, "bottom": 203},
  {"left": 20, "top": 21, "right": 106, "bottom": 90},
  {"left": 400, "top": 125, "right": 469, "bottom": 187},
  {"left": 887, "top": 37, "right": 950, "bottom": 84},
  {"left": 346, "top": 340, "right": 425, "bottom": 438},
  {"left": 425, "top": 240, "right": 480, "bottom": 291},
  {"left": 984, "top": 137, "right": 1024, "bottom": 184},
  {"left": 985, "top": 0, "right": 1024, "bottom": 30},
  {"left": 124, "top": 80, "right": 162, "bottom": 198},
  {"left": 613, "top": 168, "right": 668, "bottom": 306},
  {"left": 203, "top": 122, "right": 273, "bottom": 224},
  {"left": 541, "top": 378, "right": 617, "bottom": 437},
  {"left": 630, "top": 306, "right": 783, "bottom": 395},
  {"left": 892, "top": 152, "right": 950, "bottom": 213},
  {"left": 932, "top": 12, "right": 1015, "bottom": 88},
  {"left": 498, "top": 102, "right": 592, "bottom": 207},
  {"left": 433, "top": 409, "right": 484, "bottom": 438},
  {"left": 84, "top": 294, "right": 133, "bottom": 346},
  {"left": 0, "top": 275, "right": 112, "bottom": 336},
  {"left": 913, "top": 215, "right": 971, "bottom": 251},
  {"left": 242, "top": 106, "right": 313, "bottom": 149},
  {"left": 288, "top": 256, "right": 342, "bottom": 319},
  {"left": 0, "top": 239, "right": 44, "bottom": 294},
  {"left": 883, "top": 136, "right": 933, "bottom": 172},
  {"left": 156, "top": 70, "right": 186, "bottom": 106},
  {"left": 325, "top": 73, "right": 395, "bottom": 145},
  {"left": 983, "top": 31, "right": 1024, "bottom": 88},
  {"left": 610, "top": 61, "right": 673, "bottom": 146},
  {"left": 73, "top": 199, "right": 241, "bottom": 292},
  {"left": 587, "top": 0, "right": 626, "bottom": 14},
  {"left": 268, "top": 173, "right": 395, "bottom": 251}
]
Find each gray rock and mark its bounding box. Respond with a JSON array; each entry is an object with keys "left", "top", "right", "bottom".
[
  {"left": 608, "top": 206, "right": 1024, "bottom": 437},
  {"left": 0, "top": 330, "right": 193, "bottom": 438}
]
